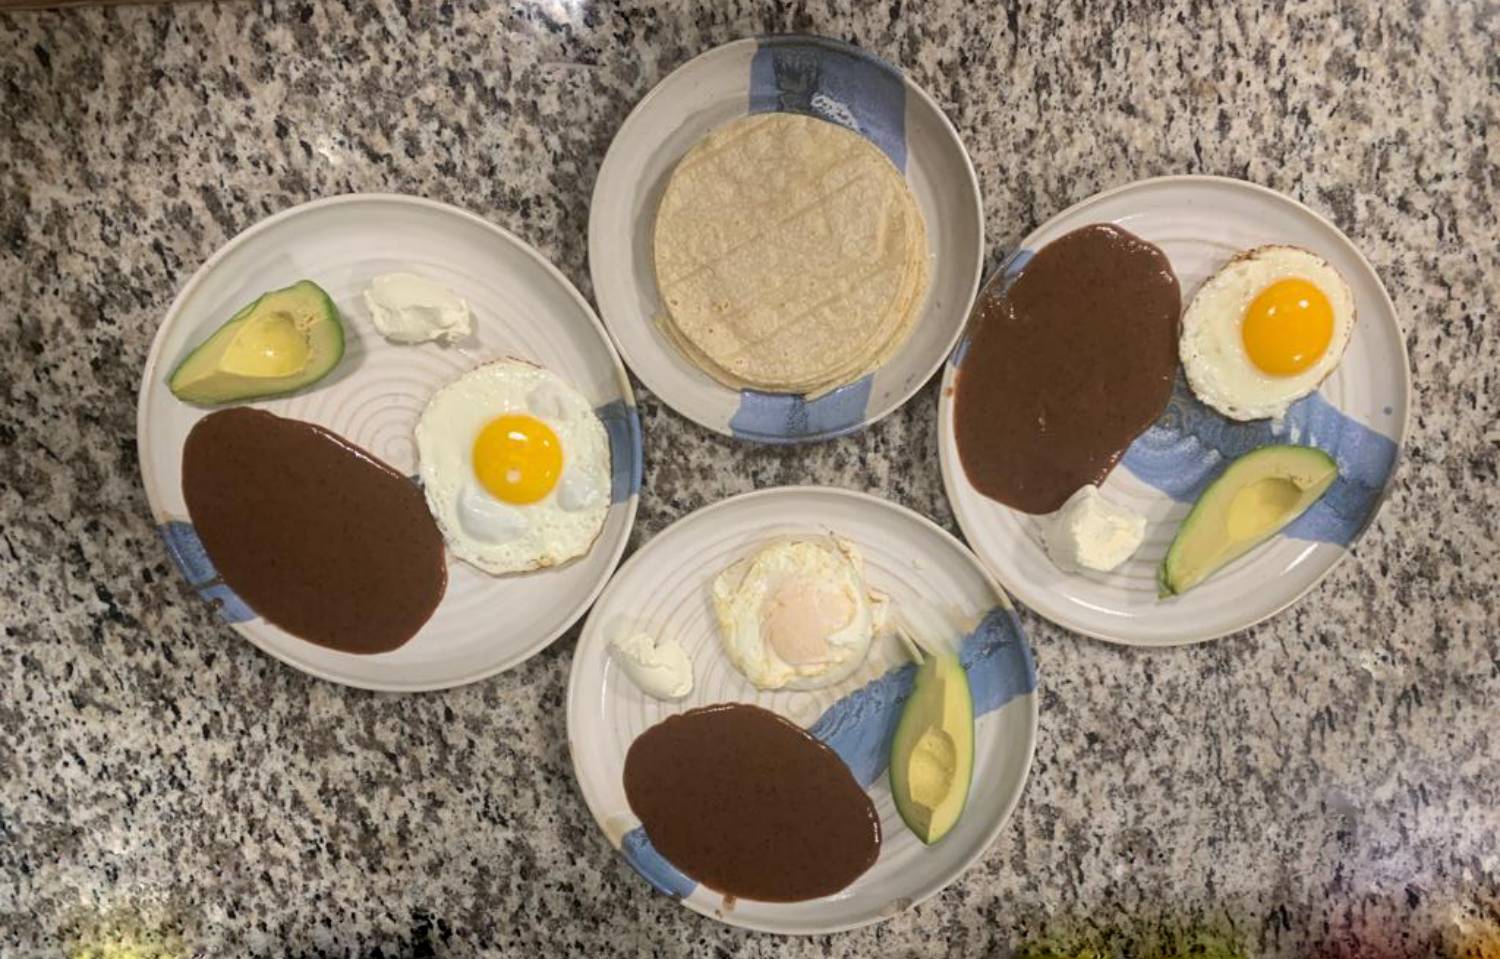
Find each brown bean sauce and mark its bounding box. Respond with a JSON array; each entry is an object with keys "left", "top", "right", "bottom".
[
  {"left": 954, "top": 223, "right": 1181, "bottom": 514},
  {"left": 181, "top": 407, "right": 447, "bottom": 654},
  {"left": 623, "top": 703, "right": 880, "bottom": 903}
]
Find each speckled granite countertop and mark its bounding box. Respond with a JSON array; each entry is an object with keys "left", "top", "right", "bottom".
[{"left": 2, "top": 2, "right": 1497, "bottom": 956}]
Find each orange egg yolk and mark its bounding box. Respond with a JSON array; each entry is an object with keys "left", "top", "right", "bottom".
[
  {"left": 1241, "top": 278, "right": 1334, "bottom": 376},
  {"left": 472, "top": 414, "right": 562, "bottom": 505}
]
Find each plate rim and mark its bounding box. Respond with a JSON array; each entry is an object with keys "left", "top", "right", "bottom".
[
  {"left": 564, "top": 484, "right": 1040, "bottom": 934},
  {"left": 937, "top": 173, "right": 1413, "bottom": 647},
  {"left": 586, "top": 33, "right": 986, "bottom": 445},
  {"left": 135, "top": 191, "right": 642, "bottom": 691}
]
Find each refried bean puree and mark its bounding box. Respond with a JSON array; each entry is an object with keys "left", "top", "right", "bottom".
[
  {"left": 623, "top": 703, "right": 880, "bottom": 902},
  {"left": 181, "top": 407, "right": 447, "bottom": 654},
  {"left": 954, "top": 223, "right": 1181, "bottom": 514}
]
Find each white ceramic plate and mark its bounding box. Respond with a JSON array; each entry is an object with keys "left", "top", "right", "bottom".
[
  {"left": 939, "top": 176, "right": 1410, "bottom": 646},
  {"left": 566, "top": 487, "right": 1037, "bottom": 934},
  {"left": 588, "top": 35, "right": 983, "bottom": 443},
  {"left": 137, "top": 194, "right": 642, "bottom": 690}
]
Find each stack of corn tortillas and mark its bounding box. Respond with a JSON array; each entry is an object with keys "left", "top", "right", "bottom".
[{"left": 653, "top": 113, "right": 930, "bottom": 397}]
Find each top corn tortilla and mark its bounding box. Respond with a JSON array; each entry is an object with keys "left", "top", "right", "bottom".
[{"left": 653, "top": 113, "right": 930, "bottom": 396}]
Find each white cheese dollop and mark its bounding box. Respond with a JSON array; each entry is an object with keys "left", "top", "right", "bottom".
[
  {"left": 363, "top": 272, "right": 472, "bottom": 344},
  {"left": 610, "top": 632, "right": 694, "bottom": 701},
  {"left": 1041, "top": 485, "right": 1146, "bottom": 573}
]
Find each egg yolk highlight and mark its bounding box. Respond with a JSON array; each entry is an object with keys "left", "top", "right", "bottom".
[
  {"left": 472, "top": 414, "right": 562, "bottom": 505},
  {"left": 1241, "top": 277, "right": 1334, "bottom": 376}
]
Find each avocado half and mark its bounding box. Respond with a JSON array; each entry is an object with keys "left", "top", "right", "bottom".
[
  {"left": 890, "top": 650, "right": 975, "bottom": 845},
  {"left": 168, "top": 279, "right": 344, "bottom": 405},
  {"left": 1159, "top": 444, "right": 1339, "bottom": 596}
]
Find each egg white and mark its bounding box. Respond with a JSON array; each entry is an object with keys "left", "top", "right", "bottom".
[
  {"left": 711, "top": 535, "right": 886, "bottom": 691},
  {"left": 1181, "top": 245, "right": 1356, "bottom": 421},
  {"left": 415, "top": 359, "right": 611, "bottom": 574}
]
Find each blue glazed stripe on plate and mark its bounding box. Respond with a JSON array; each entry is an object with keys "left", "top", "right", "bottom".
[
  {"left": 618, "top": 606, "right": 1035, "bottom": 897},
  {"left": 198, "top": 582, "right": 257, "bottom": 625},
  {"left": 728, "top": 376, "right": 873, "bottom": 443},
  {"left": 620, "top": 827, "right": 696, "bottom": 899},
  {"left": 1122, "top": 377, "right": 1399, "bottom": 547},
  {"left": 749, "top": 36, "right": 908, "bottom": 171},
  {"left": 157, "top": 521, "right": 255, "bottom": 624},
  {"left": 159, "top": 520, "right": 219, "bottom": 587},
  {"left": 808, "top": 605, "right": 1035, "bottom": 787},
  {"left": 595, "top": 400, "right": 644, "bottom": 502}
]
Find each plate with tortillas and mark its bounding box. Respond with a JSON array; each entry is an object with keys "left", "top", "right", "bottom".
[{"left": 589, "top": 35, "right": 984, "bottom": 443}]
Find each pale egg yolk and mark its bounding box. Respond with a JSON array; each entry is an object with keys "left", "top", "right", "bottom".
[
  {"left": 1241, "top": 278, "right": 1334, "bottom": 376},
  {"left": 761, "top": 578, "right": 853, "bottom": 665},
  {"left": 472, "top": 414, "right": 562, "bottom": 505}
]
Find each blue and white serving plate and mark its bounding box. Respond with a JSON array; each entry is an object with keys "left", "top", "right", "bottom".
[
  {"left": 137, "top": 194, "right": 642, "bottom": 690},
  {"left": 566, "top": 486, "right": 1037, "bottom": 933},
  {"left": 588, "top": 35, "right": 984, "bottom": 443},
  {"left": 939, "top": 176, "right": 1411, "bottom": 646}
]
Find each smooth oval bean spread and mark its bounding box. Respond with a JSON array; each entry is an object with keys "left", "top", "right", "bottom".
[
  {"left": 954, "top": 223, "right": 1181, "bottom": 514},
  {"left": 623, "top": 702, "right": 880, "bottom": 903},
  {"left": 182, "top": 407, "right": 447, "bottom": 654}
]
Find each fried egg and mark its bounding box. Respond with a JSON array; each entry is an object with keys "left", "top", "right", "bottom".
[
  {"left": 1181, "top": 245, "right": 1356, "bottom": 421},
  {"left": 415, "top": 359, "right": 611, "bottom": 574},
  {"left": 712, "top": 536, "right": 887, "bottom": 691}
]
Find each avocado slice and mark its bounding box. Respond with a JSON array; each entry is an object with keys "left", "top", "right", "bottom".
[
  {"left": 168, "top": 280, "right": 344, "bottom": 405},
  {"left": 890, "top": 649, "right": 974, "bottom": 845},
  {"left": 1159, "top": 444, "right": 1338, "bottom": 596}
]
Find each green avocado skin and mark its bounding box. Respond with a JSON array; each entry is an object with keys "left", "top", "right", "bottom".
[
  {"left": 168, "top": 280, "right": 344, "bottom": 405},
  {"left": 1159, "top": 444, "right": 1338, "bottom": 597}
]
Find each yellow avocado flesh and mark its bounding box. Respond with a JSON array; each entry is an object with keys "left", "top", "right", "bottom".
[
  {"left": 1160, "top": 444, "right": 1338, "bottom": 596},
  {"left": 168, "top": 280, "right": 343, "bottom": 405},
  {"left": 219, "top": 311, "right": 311, "bottom": 376},
  {"left": 890, "top": 651, "right": 974, "bottom": 844}
]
